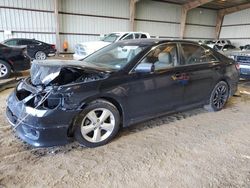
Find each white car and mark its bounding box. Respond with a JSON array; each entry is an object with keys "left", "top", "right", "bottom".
[
  {"left": 204, "top": 40, "right": 231, "bottom": 49},
  {"left": 73, "top": 32, "right": 150, "bottom": 60}
]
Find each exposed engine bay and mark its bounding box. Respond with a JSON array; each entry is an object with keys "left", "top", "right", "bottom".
[{"left": 13, "top": 60, "right": 109, "bottom": 112}]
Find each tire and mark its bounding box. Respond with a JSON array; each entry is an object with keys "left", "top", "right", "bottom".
[
  {"left": 0, "top": 60, "right": 11, "bottom": 79},
  {"left": 74, "top": 100, "right": 120, "bottom": 148},
  {"left": 205, "top": 81, "right": 229, "bottom": 112},
  {"left": 35, "top": 51, "right": 47, "bottom": 60}
]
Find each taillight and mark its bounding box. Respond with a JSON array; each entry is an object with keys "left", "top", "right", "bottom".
[
  {"left": 235, "top": 62, "right": 240, "bottom": 70},
  {"left": 51, "top": 45, "right": 56, "bottom": 49}
]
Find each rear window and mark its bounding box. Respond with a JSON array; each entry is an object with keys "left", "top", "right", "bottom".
[
  {"left": 18, "top": 40, "right": 32, "bottom": 45},
  {"left": 135, "top": 33, "right": 140, "bottom": 39},
  {"left": 181, "top": 43, "right": 217, "bottom": 64}
]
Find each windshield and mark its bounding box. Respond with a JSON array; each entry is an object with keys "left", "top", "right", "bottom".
[
  {"left": 83, "top": 43, "right": 148, "bottom": 71},
  {"left": 101, "top": 33, "right": 122, "bottom": 43}
]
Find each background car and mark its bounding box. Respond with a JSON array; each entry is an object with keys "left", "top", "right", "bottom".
[
  {"left": 240, "top": 44, "right": 250, "bottom": 51},
  {"left": 214, "top": 44, "right": 250, "bottom": 57},
  {"left": 234, "top": 55, "right": 250, "bottom": 79},
  {"left": 73, "top": 31, "right": 150, "bottom": 60},
  {"left": 0, "top": 43, "right": 30, "bottom": 79},
  {"left": 213, "top": 44, "right": 250, "bottom": 79},
  {"left": 6, "top": 39, "right": 239, "bottom": 148},
  {"left": 204, "top": 39, "right": 231, "bottom": 49},
  {"left": 2, "top": 38, "right": 56, "bottom": 60}
]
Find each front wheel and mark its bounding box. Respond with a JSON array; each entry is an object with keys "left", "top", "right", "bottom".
[
  {"left": 205, "top": 81, "right": 229, "bottom": 112},
  {"left": 74, "top": 100, "right": 120, "bottom": 147}
]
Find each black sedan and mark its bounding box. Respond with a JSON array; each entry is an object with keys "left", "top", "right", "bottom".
[
  {"left": 6, "top": 39, "right": 239, "bottom": 147},
  {"left": 3, "top": 38, "right": 56, "bottom": 60},
  {"left": 0, "top": 43, "right": 30, "bottom": 79}
]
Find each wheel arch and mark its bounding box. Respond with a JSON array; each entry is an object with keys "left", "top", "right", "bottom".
[
  {"left": 0, "top": 58, "right": 13, "bottom": 70},
  {"left": 219, "top": 77, "right": 232, "bottom": 96},
  {"left": 68, "top": 96, "right": 125, "bottom": 137},
  {"left": 206, "top": 78, "right": 231, "bottom": 105}
]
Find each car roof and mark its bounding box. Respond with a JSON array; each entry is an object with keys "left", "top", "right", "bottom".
[
  {"left": 115, "top": 38, "right": 200, "bottom": 45},
  {"left": 4, "top": 38, "right": 40, "bottom": 42},
  {"left": 5, "top": 38, "right": 33, "bottom": 40},
  {"left": 110, "top": 32, "right": 150, "bottom": 35}
]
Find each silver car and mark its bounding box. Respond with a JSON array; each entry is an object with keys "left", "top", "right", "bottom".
[{"left": 215, "top": 44, "right": 250, "bottom": 79}]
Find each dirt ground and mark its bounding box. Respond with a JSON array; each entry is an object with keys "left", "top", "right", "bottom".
[{"left": 0, "top": 81, "right": 250, "bottom": 188}]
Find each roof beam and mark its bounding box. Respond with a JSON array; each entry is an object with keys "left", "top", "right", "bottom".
[
  {"left": 220, "top": 2, "right": 250, "bottom": 15},
  {"left": 54, "top": 0, "right": 60, "bottom": 54},
  {"left": 180, "top": 0, "right": 214, "bottom": 39},
  {"left": 183, "top": 0, "right": 214, "bottom": 10},
  {"left": 215, "top": 2, "right": 250, "bottom": 39},
  {"left": 129, "top": 0, "right": 139, "bottom": 31}
]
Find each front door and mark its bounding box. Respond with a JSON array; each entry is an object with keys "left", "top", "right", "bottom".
[{"left": 122, "top": 43, "right": 185, "bottom": 123}]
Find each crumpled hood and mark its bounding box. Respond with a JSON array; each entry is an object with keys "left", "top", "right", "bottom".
[{"left": 30, "top": 60, "right": 108, "bottom": 86}]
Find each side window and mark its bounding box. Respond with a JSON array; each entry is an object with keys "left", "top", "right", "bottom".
[
  {"left": 134, "top": 33, "right": 140, "bottom": 39},
  {"left": 122, "top": 34, "right": 134, "bottom": 40},
  {"left": 18, "top": 40, "right": 31, "bottom": 45},
  {"left": 5, "top": 40, "right": 17, "bottom": 46},
  {"left": 181, "top": 44, "right": 217, "bottom": 65},
  {"left": 141, "top": 34, "right": 147, "bottom": 38},
  {"left": 135, "top": 43, "right": 178, "bottom": 71}
]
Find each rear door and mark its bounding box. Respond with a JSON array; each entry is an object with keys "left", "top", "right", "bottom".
[{"left": 178, "top": 43, "right": 220, "bottom": 105}]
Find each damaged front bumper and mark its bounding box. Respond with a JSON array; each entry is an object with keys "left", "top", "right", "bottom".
[{"left": 6, "top": 80, "right": 81, "bottom": 147}]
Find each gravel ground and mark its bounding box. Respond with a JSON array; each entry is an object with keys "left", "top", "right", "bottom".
[{"left": 0, "top": 82, "right": 250, "bottom": 188}]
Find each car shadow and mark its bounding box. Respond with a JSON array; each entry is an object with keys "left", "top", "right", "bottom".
[
  {"left": 27, "top": 106, "right": 209, "bottom": 157},
  {"left": 117, "top": 107, "right": 208, "bottom": 138}
]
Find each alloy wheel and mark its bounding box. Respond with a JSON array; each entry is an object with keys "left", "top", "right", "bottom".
[
  {"left": 35, "top": 51, "right": 46, "bottom": 60},
  {"left": 212, "top": 84, "right": 229, "bottom": 109},
  {"left": 0, "top": 63, "right": 8, "bottom": 78},
  {"left": 80, "top": 108, "right": 115, "bottom": 143}
]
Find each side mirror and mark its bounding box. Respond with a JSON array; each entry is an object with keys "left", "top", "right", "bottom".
[{"left": 134, "top": 63, "right": 154, "bottom": 73}]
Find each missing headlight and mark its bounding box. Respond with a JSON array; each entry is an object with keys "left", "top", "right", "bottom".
[
  {"left": 16, "top": 89, "right": 32, "bottom": 101},
  {"left": 42, "top": 94, "right": 62, "bottom": 109}
]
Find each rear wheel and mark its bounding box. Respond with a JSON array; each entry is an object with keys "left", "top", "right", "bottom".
[
  {"left": 74, "top": 100, "right": 120, "bottom": 147},
  {"left": 205, "top": 81, "right": 229, "bottom": 111},
  {"left": 35, "top": 51, "right": 46, "bottom": 60},
  {"left": 0, "top": 60, "right": 11, "bottom": 79}
]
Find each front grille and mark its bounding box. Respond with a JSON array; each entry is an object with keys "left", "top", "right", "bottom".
[
  {"left": 16, "top": 89, "right": 32, "bottom": 101},
  {"left": 235, "top": 55, "right": 250, "bottom": 64},
  {"left": 240, "top": 67, "right": 250, "bottom": 75}
]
